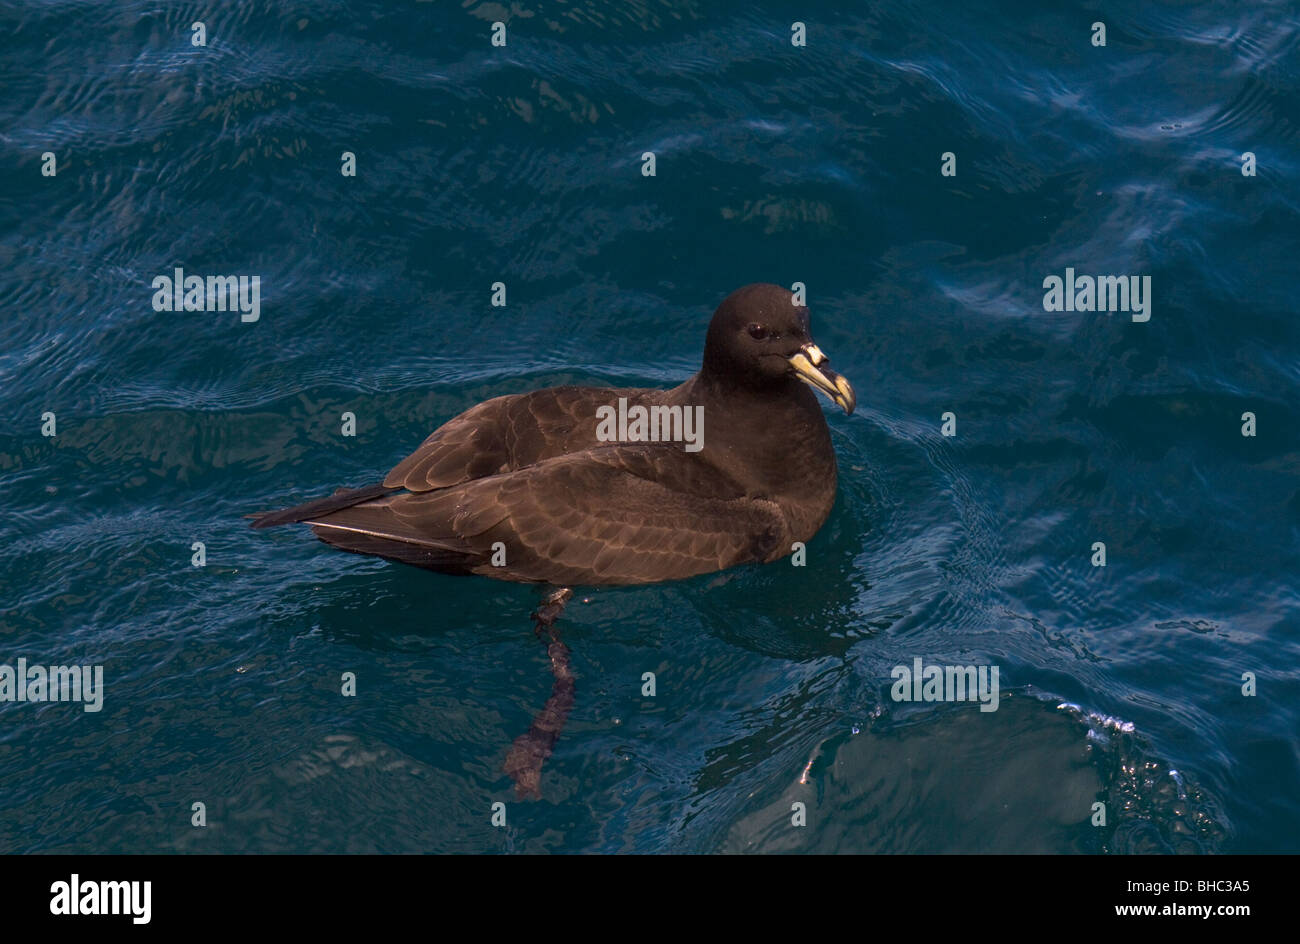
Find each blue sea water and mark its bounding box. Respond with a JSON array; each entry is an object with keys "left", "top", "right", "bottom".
[{"left": 1, "top": 0, "right": 1298, "bottom": 853}]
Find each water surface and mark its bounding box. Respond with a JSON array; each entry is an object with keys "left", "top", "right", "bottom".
[{"left": 1, "top": 0, "right": 1298, "bottom": 853}]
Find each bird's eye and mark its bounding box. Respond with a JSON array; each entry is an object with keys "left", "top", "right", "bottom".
[{"left": 747, "top": 323, "right": 768, "bottom": 340}]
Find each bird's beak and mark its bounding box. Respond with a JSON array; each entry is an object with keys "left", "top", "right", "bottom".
[{"left": 788, "top": 343, "right": 856, "bottom": 415}]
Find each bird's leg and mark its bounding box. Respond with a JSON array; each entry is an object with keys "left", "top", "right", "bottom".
[{"left": 503, "top": 587, "right": 575, "bottom": 799}]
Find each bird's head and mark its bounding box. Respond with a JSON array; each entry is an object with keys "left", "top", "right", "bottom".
[{"left": 702, "top": 283, "right": 856, "bottom": 414}]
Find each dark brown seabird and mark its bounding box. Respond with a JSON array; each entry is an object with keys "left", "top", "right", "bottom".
[
  {"left": 249, "top": 283, "right": 856, "bottom": 586},
  {"left": 252, "top": 283, "right": 855, "bottom": 797}
]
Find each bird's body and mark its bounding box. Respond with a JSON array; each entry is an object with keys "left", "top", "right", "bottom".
[{"left": 251, "top": 283, "right": 855, "bottom": 586}]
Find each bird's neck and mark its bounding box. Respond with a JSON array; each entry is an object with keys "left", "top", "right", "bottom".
[
  {"left": 672, "top": 368, "right": 826, "bottom": 428},
  {"left": 668, "top": 370, "right": 838, "bottom": 495}
]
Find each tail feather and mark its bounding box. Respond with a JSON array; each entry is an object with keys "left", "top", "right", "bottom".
[
  {"left": 251, "top": 482, "right": 501, "bottom": 577},
  {"left": 247, "top": 484, "right": 398, "bottom": 529},
  {"left": 310, "top": 525, "right": 487, "bottom": 575}
]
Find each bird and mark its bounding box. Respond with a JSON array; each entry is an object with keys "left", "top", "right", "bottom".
[{"left": 249, "top": 283, "right": 856, "bottom": 587}]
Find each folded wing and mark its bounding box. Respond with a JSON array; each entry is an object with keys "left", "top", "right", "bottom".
[{"left": 313, "top": 445, "right": 788, "bottom": 585}]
